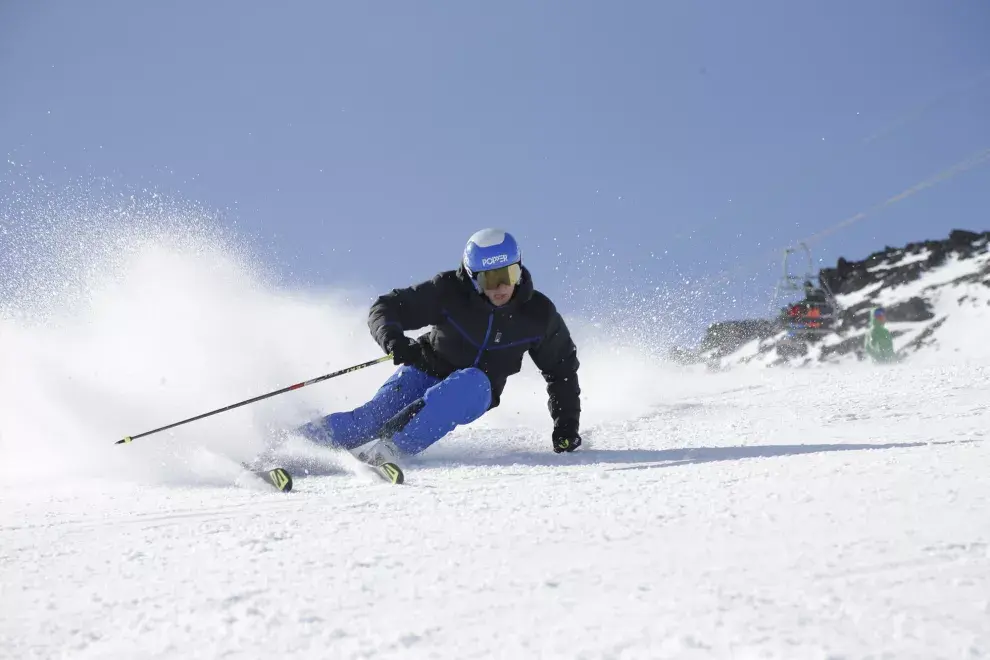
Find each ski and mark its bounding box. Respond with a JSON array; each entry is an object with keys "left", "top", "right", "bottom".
[
  {"left": 241, "top": 464, "right": 294, "bottom": 492},
  {"left": 362, "top": 461, "right": 404, "bottom": 485},
  {"left": 258, "top": 467, "right": 294, "bottom": 492},
  {"left": 240, "top": 453, "right": 401, "bottom": 487}
]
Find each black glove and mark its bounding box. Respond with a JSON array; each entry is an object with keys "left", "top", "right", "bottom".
[
  {"left": 387, "top": 337, "right": 423, "bottom": 368},
  {"left": 552, "top": 427, "right": 582, "bottom": 453}
]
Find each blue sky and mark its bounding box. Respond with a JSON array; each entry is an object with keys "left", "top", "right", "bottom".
[{"left": 2, "top": 1, "right": 989, "bottom": 343}]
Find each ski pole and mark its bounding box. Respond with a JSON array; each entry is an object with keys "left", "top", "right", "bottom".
[{"left": 115, "top": 354, "right": 393, "bottom": 445}]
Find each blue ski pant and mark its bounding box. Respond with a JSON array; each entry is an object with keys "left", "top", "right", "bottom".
[{"left": 295, "top": 366, "right": 492, "bottom": 455}]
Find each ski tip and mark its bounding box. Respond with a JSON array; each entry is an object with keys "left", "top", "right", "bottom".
[
  {"left": 379, "top": 462, "right": 404, "bottom": 485},
  {"left": 264, "top": 467, "right": 293, "bottom": 492}
]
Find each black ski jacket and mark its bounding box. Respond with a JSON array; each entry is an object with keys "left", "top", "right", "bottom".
[{"left": 367, "top": 265, "right": 581, "bottom": 435}]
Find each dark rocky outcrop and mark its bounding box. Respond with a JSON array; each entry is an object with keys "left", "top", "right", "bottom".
[
  {"left": 698, "top": 319, "right": 780, "bottom": 358},
  {"left": 675, "top": 228, "right": 989, "bottom": 367},
  {"left": 885, "top": 297, "right": 935, "bottom": 323},
  {"left": 820, "top": 229, "right": 990, "bottom": 296}
]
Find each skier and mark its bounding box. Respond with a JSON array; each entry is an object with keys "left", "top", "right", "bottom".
[
  {"left": 294, "top": 228, "right": 582, "bottom": 470},
  {"left": 802, "top": 280, "right": 822, "bottom": 303},
  {"left": 863, "top": 306, "right": 897, "bottom": 363}
]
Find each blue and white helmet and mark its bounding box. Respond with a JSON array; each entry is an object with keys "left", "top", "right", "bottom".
[{"left": 462, "top": 228, "right": 523, "bottom": 291}]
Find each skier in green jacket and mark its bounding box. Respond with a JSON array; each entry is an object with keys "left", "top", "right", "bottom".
[{"left": 863, "top": 307, "right": 897, "bottom": 363}]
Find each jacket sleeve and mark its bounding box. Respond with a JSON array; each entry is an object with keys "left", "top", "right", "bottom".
[
  {"left": 528, "top": 302, "right": 581, "bottom": 435},
  {"left": 863, "top": 330, "right": 875, "bottom": 357},
  {"left": 368, "top": 275, "right": 445, "bottom": 354}
]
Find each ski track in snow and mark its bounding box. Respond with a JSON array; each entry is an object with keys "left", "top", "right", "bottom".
[{"left": 2, "top": 227, "right": 990, "bottom": 659}]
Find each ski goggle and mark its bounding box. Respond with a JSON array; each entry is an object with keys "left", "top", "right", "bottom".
[{"left": 474, "top": 263, "right": 522, "bottom": 290}]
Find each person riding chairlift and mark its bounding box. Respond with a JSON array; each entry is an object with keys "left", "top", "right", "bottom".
[{"left": 786, "top": 301, "right": 822, "bottom": 329}]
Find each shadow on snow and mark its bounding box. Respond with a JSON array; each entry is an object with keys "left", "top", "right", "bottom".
[{"left": 418, "top": 439, "right": 978, "bottom": 472}]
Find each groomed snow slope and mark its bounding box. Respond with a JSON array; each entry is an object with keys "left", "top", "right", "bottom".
[{"left": 2, "top": 227, "right": 989, "bottom": 659}]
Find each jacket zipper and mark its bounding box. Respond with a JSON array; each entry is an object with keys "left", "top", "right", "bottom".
[{"left": 473, "top": 313, "right": 494, "bottom": 367}]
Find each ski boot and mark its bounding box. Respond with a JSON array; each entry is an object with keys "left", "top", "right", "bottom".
[{"left": 354, "top": 437, "right": 405, "bottom": 485}]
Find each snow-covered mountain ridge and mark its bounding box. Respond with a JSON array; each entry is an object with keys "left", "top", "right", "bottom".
[{"left": 685, "top": 229, "right": 990, "bottom": 368}]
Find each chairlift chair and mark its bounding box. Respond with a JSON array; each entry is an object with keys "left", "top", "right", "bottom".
[{"left": 770, "top": 242, "right": 839, "bottom": 340}]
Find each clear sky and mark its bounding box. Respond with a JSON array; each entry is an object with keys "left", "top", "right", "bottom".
[{"left": 2, "top": 1, "right": 989, "bottom": 344}]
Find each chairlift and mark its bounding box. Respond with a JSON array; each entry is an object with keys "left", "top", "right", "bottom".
[{"left": 769, "top": 242, "right": 839, "bottom": 341}]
